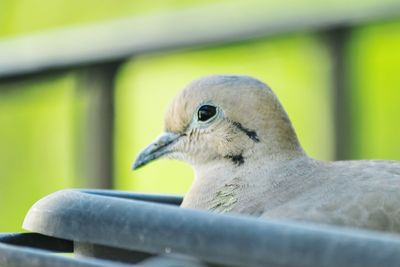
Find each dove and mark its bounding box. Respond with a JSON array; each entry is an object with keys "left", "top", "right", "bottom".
[{"left": 133, "top": 75, "right": 400, "bottom": 233}]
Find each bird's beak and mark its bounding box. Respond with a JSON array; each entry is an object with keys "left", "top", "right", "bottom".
[{"left": 132, "top": 132, "right": 182, "bottom": 170}]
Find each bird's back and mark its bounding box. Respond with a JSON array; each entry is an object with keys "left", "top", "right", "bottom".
[{"left": 261, "top": 159, "right": 400, "bottom": 233}]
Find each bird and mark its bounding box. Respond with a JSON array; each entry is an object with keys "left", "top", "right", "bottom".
[{"left": 133, "top": 74, "right": 400, "bottom": 233}]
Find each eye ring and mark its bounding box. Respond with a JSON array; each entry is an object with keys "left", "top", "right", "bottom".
[{"left": 197, "top": 104, "right": 217, "bottom": 122}]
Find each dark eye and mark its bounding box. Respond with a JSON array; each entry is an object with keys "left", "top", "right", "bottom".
[{"left": 197, "top": 105, "right": 217, "bottom": 122}]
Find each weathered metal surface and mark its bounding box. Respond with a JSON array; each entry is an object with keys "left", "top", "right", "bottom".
[
  {"left": 22, "top": 189, "right": 400, "bottom": 267},
  {"left": 0, "top": 242, "right": 131, "bottom": 267}
]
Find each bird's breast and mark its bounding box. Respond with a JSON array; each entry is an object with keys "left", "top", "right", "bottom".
[{"left": 208, "top": 180, "right": 241, "bottom": 213}]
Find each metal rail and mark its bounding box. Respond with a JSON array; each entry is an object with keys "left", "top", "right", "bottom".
[
  {"left": 20, "top": 189, "right": 400, "bottom": 267},
  {"left": 1, "top": 1, "right": 400, "bottom": 78}
]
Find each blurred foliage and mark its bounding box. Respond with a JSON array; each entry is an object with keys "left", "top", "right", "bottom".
[
  {"left": 0, "top": 74, "right": 77, "bottom": 231},
  {"left": 347, "top": 20, "right": 400, "bottom": 160},
  {"left": 0, "top": 70, "right": 115, "bottom": 231},
  {"left": 0, "top": 0, "right": 218, "bottom": 38},
  {"left": 2, "top": 0, "right": 399, "bottom": 38},
  {"left": 115, "top": 33, "right": 333, "bottom": 193}
]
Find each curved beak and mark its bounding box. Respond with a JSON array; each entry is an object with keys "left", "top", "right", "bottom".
[{"left": 132, "top": 132, "right": 182, "bottom": 170}]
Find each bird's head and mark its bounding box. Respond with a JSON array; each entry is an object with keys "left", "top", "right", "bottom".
[{"left": 133, "top": 75, "right": 303, "bottom": 170}]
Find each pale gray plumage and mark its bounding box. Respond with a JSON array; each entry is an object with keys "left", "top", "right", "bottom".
[{"left": 133, "top": 75, "right": 400, "bottom": 233}]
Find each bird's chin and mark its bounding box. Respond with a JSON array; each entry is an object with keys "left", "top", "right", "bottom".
[{"left": 165, "top": 152, "right": 191, "bottom": 163}]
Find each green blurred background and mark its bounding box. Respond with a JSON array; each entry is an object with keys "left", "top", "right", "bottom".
[{"left": 0, "top": 0, "right": 399, "bottom": 231}]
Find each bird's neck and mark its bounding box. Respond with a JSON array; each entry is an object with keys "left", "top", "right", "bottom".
[{"left": 181, "top": 152, "right": 310, "bottom": 212}]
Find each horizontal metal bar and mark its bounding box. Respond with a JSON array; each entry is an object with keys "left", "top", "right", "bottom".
[
  {"left": 0, "top": 1, "right": 400, "bottom": 78},
  {"left": 0, "top": 242, "right": 132, "bottom": 267},
  {"left": 23, "top": 189, "right": 400, "bottom": 267},
  {"left": 0, "top": 232, "right": 204, "bottom": 266},
  {"left": 79, "top": 189, "right": 183, "bottom": 205},
  {"left": 139, "top": 254, "right": 207, "bottom": 267}
]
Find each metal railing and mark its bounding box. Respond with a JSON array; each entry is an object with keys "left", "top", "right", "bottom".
[{"left": 1, "top": 189, "right": 400, "bottom": 267}]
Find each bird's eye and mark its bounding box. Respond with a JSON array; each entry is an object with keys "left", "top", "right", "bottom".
[{"left": 197, "top": 105, "right": 217, "bottom": 122}]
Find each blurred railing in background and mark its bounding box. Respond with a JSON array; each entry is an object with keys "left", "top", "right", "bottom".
[{"left": 0, "top": 0, "right": 399, "bottom": 231}]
